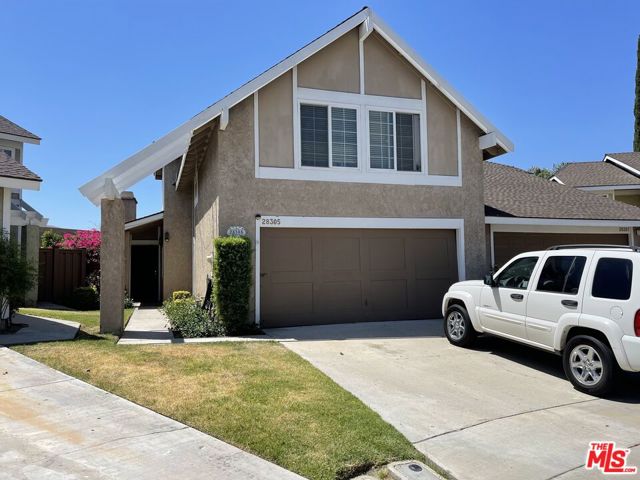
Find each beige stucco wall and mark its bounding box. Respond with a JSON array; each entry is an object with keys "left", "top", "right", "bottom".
[
  {"left": 190, "top": 96, "right": 486, "bottom": 321},
  {"left": 297, "top": 28, "right": 360, "bottom": 93},
  {"left": 616, "top": 193, "right": 640, "bottom": 208},
  {"left": 427, "top": 84, "right": 458, "bottom": 176},
  {"left": 259, "top": 70, "right": 294, "bottom": 168},
  {"left": 162, "top": 159, "right": 193, "bottom": 299},
  {"left": 363, "top": 31, "right": 421, "bottom": 99}
]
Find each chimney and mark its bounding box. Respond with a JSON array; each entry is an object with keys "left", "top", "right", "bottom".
[{"left": 121, "top": 191, "right": 137, "bottom": 223}]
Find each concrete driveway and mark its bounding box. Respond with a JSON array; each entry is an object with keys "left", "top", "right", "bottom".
[
  {"left": 266, "top": 320, "right": 640, "bottom": 480},
  {"left": 0, "top": 347, "right": 303, "bottom": 480}
]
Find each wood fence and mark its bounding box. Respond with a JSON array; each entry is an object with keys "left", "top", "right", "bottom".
[{"left": 38, "top": 248, "right": 87, "bottom": 303}]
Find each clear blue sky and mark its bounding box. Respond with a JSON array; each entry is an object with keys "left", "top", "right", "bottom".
[{"left": 4, "top": 0, "right": 639, "bottom": 228}]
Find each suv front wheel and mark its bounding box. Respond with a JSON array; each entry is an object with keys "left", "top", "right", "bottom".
[
  {"left": 444, "top": 304, "right": 477, "bottom": 347},
  {"left": 563, "top": 335, "right": 616, "bottom": 396}
]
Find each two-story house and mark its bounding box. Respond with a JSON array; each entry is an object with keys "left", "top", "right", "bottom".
[
  {"left": 81, "top": 8, "right": 516, "bottom": 331},
  {"left": 0, "top": 114, "right": 47, "bottom": 309}
]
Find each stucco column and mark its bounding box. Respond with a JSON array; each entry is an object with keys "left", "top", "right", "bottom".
[
  {"left": 24, "top": 224, "right": 40, "bottom": 306},
  {"left": 100, "top": 198, "right": 125, "bottom": 334}
]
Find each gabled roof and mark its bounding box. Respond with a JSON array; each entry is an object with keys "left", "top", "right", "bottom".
[
  {"left": 604, "top": 152, "right": 640, "bottom": 176},
  {"left": 552, "top": 160, "right": 640, "bottom": 187},
  {"left": 0, "top": 156, "right": 42, "bottom": 183},
  {"left": 484, "top": 162, "right": 640, "bottom": 221},
  {"left": 80, "top": 7, "right": 514, "bottom": 206},
  {"left": 0, "top": 115, "right": 41, "bottom": 144}
]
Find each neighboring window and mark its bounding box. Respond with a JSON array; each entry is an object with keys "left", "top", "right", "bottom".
[
  {"left": 496, "top": 256, "right": 538, "bottom": 290},
  {"left": 592, "top": 258, "right": 633, "bottom": 300},
  {"left": 300, "top": 104, "right": 358, "bottom": 168},
  {"left": 331, "top": 107, "right": 358, "bottom": 167},
  {"left": 536, "top": 256, "right": 587, "bottom": 294},
  {"left": 0, "top": 147, "right": 14, "bottom": 162},
  {"left": 301, "top": 104, "right": 329, "bottom": 167},
  {"left": 369, "top": 110, "right": 421, "bottom": 172}
]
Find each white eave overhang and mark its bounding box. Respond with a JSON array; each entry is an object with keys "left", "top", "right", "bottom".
[
  {"left": 125, "top": 211, "right": 164, "bottom": 230},
  {"left": 80, "top": 7, "right": 514, "bottom": 206},
  {"left": 485, "top": 216, "right": 640, "bottom": 227},
  {"left": 0, "top": 176, "right": 41, "bottom": 190}
]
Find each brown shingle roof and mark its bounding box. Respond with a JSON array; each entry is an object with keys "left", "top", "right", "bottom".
[
  {"left": 484, "top": 162, "right": 640, "bottom": 221},
  {"left": 606, "top": 152, "right": 640, "bottom": 173},
  {"left": 0, "top": 115, "right": 40, "bottom": 141},
  {"left": 553, "top": 161, "right": 640, "bottom": 187},
  {"left": 0, "top": 157, "right": 42, "bottom": 182}
]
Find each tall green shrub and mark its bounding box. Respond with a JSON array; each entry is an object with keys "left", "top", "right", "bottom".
[
  {"left": 0, "top": 231, "right": 37, "bottom": 327},
  {"left": 213, "top": 236, "right": 252, "bottom": 334}
]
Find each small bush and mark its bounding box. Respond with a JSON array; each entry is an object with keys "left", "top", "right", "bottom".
[
  {"left": 172, "top": 290, "right": 192, "bottom": 301},
  {"left": 124, "top": 292, "right": 134, "bottom": 309},
  {"left": 162, "top": 297, "right": 226, "bottom": 338},
  {"left": 66, "top": 286, "right": 100, "bottom": 310},
  {"left": 40, "top": 230, "right": 63, "bottom": 248},
  {"left": 213, "top": 236, "right": 252, "bottom": 335}
]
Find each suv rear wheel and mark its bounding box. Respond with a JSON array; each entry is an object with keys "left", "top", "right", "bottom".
[
  {"left": 563, "top": 335, "right": 616, "bottom": 396},
  {"left": 444, "top": 304, "right": 477, "bottom": 347}
]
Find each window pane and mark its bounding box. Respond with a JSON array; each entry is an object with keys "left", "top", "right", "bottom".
[
  {"left": 536, "top": 256, "right": 587, "bottom": 294},
  {"left": 396, "top": 113, "right": 421, "bottom": 172},
  {"left": 369, "top": 110, "right": 394, "bottom": 169},
  {"left": 331, "top": 107, "right": 358, "bottom": 168},
  {"left": 0, "top": 148, "right": 13, "bottom": 161},
  {"left": 496, "top": 257, "right": 538, "bottom": 290},
  {"left": 301, "top": 104, "right": 329, "bottom": 167},
  {"left": 592, "top": 258, "right": 633, "bottom": 300}
]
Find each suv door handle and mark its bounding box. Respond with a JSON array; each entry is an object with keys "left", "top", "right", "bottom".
[
  {"left": 561, "top": 299, "right": 578, "bottom": 308},
  {"left": 510, "top": 293, "right": 524, "bottom": 300}
]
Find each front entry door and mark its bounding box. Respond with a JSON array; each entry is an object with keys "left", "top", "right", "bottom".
[
  {"left": 478, "top": 256, "right": 540, "bottom": 339},
  {"left": 131, "top": 245, "right": 160, "bottom": 304}
]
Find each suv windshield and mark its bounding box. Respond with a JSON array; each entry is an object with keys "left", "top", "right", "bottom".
[{"left": 496, "top": 257, "right": 538, "bottom": 289}]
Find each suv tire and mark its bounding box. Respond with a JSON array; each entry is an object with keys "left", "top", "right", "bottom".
[
  {"left": 563, "top": 335, "right": 616, "bottom": 396},
  {"left": 444, "top": 304, "right": 477, "bottom": 347}
]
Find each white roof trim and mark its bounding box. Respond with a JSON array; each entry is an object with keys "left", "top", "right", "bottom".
[
  {"left": 604, "top": 155, "right": 640, "bottom": 178},
  {"left": 0, "top": 176, "right": 41, "bottom": 190},
  {"left": 549, "top": 175, "right": 564, "bottom": 184},
  {"left": 0, "top": 132, "right": 40, "bottom": 145},
  {"left": 485, "top": 216, "right": 640, "bottom": 227},
  {"left": 125, "top": 212, "right": 164, "bottom": 230},
  {"left": 80, "top": 7, "right": 513, "bottom": 206}
]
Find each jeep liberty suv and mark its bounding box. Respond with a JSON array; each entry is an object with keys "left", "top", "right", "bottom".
[{"left": 442, "top": 245, "right": 640, "bottom": 395}]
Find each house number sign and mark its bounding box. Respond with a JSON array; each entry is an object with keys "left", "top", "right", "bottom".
[{"left": 226, "top": 226, "right": 247, "bottom": 237}]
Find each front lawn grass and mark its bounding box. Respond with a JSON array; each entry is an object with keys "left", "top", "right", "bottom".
[
  {"left": 18, "top": 308, "right": 134, "bottom": 335},
  {"left": 13, "top": 331, "right": 422, "bottom": 480}
]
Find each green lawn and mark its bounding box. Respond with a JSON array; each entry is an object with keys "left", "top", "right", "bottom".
[
  {"left": 18, "top": 308, "right": 134, "bottom": 335},
  {"left": 12, "top": 315, "right": 423, "bottom": 480}
]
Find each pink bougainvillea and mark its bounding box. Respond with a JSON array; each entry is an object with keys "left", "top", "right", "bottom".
[{"left": 58, "top": 229, "right": 101, "bottom": 251}]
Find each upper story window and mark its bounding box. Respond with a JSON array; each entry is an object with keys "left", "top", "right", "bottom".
[
  {"left": 369, "top": 110, "right": 421, "bottom": 172},
  {"left": 0, "top": 146, "right": 15, "bottom": 162},
  {"left": 300, "top": 104, "right": 358, "bottom": 168}
]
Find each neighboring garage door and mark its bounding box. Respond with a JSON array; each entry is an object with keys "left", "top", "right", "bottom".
[
  {"left": 260, "top": 228, "right": 458, "bottom": 327},
  {"left": 493, "top": 232, "right": 629, "bottom": 268}
]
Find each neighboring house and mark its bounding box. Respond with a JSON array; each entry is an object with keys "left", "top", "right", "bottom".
[
  {"left": 485, "top": 162, "right": 640, "bottom": 267},
  {"left": 81, "top": 7, "right": 516, "bottom": 331},
  {"left": 552, "top": 152, "right": 640, "bottom": 207},
  {"left": 0, "top": 114, "right": 46, "bottom": 307}
]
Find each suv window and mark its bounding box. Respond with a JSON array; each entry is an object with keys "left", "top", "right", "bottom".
[
  {"left": 592, "top": 258, "right": 633, "bottom": 300},
  {"left": 536, "top": 256, "right": 586, "bottom": 294},
  {"left": 496, "top": 257, "right": 538, "bottom": 289}
]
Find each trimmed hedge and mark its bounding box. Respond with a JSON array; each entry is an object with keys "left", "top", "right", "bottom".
[
  {"left": 66, "top": 286, "right": 100, "bottom": 310},
  {"left": 172, "top": 290, "right": 191, "bottom": 301},
  {"left": 163, "top": 295, "right": 226, "bottom": 338},
  {"left": 213, "top": 236, "right": 252, "bottom": 334}
]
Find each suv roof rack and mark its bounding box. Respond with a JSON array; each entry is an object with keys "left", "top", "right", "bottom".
[{"left": 547, "top": 244, "right": 640, "bottom": 252}]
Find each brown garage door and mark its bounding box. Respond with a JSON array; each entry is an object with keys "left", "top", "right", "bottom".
[
  {"left": 260, "top": 228, "right": 458, "bottom": 327},
  {"left": 493, "top": 232, "right": 629, "bottom": 268}
]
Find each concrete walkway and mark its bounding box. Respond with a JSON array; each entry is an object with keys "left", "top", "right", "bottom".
[
  {"left": 0, "top": 313, "right": 79, "bottom": 346},
  {"left": 266, "top": 320, "right": 640, "bottom": 480},
  {"left": 0, "top": 347, "right": 304, "bottom": 480},
  {"left": 118, "top": 308, "right": 271, "bottom": 345}
]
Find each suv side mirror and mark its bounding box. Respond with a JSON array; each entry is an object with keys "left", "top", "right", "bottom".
[{"left": 484, "top": 273, "right": 496, "bottom": 287}]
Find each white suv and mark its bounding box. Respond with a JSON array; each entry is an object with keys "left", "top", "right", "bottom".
[{"left": 442, "top": 245, "right": 640, "bottom": 395}]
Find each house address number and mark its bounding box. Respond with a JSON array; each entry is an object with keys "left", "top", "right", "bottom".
[{"left": 260, "top": 217, "right": 281, "bottom": 226}]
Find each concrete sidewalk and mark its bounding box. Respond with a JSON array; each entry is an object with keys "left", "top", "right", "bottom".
[
  {"left": 0, "top": 313, "right": 79, "bottom": 346},
  {"left": 0, "top": 347, "right": 304, "bottom": 480},
  {"left": 267, "top": 320, "right": 640, "bottom": 480}
]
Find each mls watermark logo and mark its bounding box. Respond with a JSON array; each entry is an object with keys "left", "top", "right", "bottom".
[{"left": 585, "top": 442, "right": 637, "bottom": 475}]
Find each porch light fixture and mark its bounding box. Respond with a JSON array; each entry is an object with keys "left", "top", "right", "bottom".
[{"left": 164, "top": 231, "right": 170, "bottom": 243}]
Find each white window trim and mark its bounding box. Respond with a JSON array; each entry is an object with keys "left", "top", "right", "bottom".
[
  {"left": 0, "top": 146, "right": 16, "bottom": 160},
  {"left": 256, "top": 83, "right": 462, "bottom": 187},
  {"left": 254, "top": 215, "right": 466, "bottom": 326}
]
